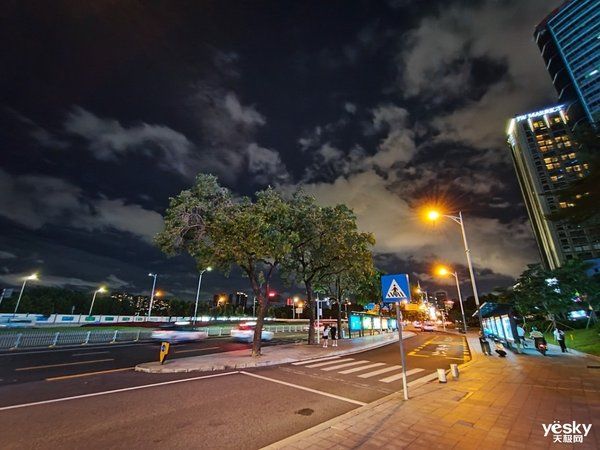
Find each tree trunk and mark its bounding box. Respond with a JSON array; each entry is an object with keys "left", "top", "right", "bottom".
[
  {"left": 336, "top": 277, "right": 343, "bottom": 339},
  {"left": 249, "top": 276, "right": 265, "bottom": 357},
  {"left": 305, "top": 280, "right": 316, "bottom": 345}
]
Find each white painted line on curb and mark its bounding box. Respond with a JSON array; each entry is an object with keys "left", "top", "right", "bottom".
[
  {"left": 16, "top": 359, "right": 115, "bottom": 371},
  {"left": 306, "top": 358, "right": 355, "bottom": 368},
  {"left": 357, "top": 365, "right": 402, "bottom": 378},
  {"left": 379, "top": 368, "right": 424, "bottom": 383},
  {"left": 292, "top": 356, "right": 341, "bottom": 366},
  {"left": 0, "top": 371, "right": 239, "bottom": 411},
  {"left": 320, "top": 360, "right": 371, "bottom": 371},
  {"left": 338, "top": 362, "right": 385, "bottom": 374},
  {"left": 239, "top": 371, "right": 366, "bottom": 406},
  {"left": 407, "top": 371, "right": 439, "bottom": 387}
]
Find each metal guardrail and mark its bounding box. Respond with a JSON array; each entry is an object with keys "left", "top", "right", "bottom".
[{"left": 0, "top": 325, "right": 307, "bottom": 350}]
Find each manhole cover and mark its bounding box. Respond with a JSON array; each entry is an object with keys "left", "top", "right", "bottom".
[{"left": 295, "top": 408, "right": 314, "bottom": 416}]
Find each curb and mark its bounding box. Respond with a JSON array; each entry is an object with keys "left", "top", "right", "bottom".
[{"left": 135, "top": 332, "right": 414, "bottom": 374}]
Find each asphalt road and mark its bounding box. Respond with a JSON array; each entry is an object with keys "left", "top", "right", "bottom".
[
  {"left": 0, "top": 331, "right": 468, "bottom": 449},
  {"left": 0, "top": 333, "right": 307, "bottom": 385}
]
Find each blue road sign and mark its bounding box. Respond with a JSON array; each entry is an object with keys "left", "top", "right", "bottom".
[{"left": 381, "top": 274, "right": 411, "bottom": 304}]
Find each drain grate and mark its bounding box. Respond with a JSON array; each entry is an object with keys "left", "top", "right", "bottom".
[
  {"left": 587, "top": 365, "right": 600, "bottom": 369},
  {"left": 295, "top": 408, "right": 314, "bottom": 416}
]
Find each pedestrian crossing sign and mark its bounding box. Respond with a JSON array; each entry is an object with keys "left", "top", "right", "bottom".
[{"left": 381, "top": 274, "right": 411, "bottom": 303}]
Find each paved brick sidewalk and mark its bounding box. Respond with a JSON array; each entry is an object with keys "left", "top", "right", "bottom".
[
  {"left": 264, "top": 334, "right": 600, "bottom": 449},
  {"left": 136, "top": 331, "right": 413, "bottom": 373}
]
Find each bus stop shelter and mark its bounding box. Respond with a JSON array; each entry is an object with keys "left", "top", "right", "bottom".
[{"left": 474, "top": 302, "right": 519, "bottom": 347}]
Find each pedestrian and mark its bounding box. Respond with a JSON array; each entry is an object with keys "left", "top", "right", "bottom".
[
  {"left": 553, "top": 327, "right": 567, "bottom": 353},
  {"left": 479, "top": 331, "right": 492, "bottom": 356},
  {"left": 322, "top": 325, "right": 330, "bottom": 348},
  {"left": 330, "top": 325, "right": 338, "bottom": 347}
]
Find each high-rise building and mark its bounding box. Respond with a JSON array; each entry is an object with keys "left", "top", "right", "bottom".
[
  {"left": 534, "top": 0, "right": 600, "bottom": 127},
  {"left": 507, "top": 104, "right": 599, "bottom": 269}
]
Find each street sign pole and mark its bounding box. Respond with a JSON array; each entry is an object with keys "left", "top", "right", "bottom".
[{"left": 395, "top": 302, "right": 409, "bottom": 401}]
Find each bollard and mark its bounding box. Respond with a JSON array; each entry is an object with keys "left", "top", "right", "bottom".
[
  {"left": 437, "top": 368, "right": 447, "bottom": 383},
  {"left": 450, "top": 364, "right": 459, "bottom": 380}
]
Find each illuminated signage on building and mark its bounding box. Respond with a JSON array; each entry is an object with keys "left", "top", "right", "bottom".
[{"left": 515, "top": 105, "right": 564, "bottom": 122}]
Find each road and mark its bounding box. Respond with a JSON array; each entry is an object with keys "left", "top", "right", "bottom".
[{"left": 0, "top": 331, "right": 468, "bottom": 449}]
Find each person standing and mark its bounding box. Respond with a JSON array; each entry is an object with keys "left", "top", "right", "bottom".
[
  {"left": 553, "top": 327, "right": 567, "bottom": 353},
  {"left": 479, "top": 332, "right": 492, "bottom": 356},
  {"left": 330, "top": 325, "right": 338, "bottom": 347},
  {"left": 322, "top": 325, "right": 330, "bottom": 348}
]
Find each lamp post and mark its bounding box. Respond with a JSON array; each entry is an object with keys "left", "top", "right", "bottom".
[
  {"left": 436, "top": 266, "right": 468, "bottom": 334},
  {"left": 193, "top": 267, "right": 212, "bottom": 324},
  {"left": 13, "top": 273, "right": 38, "bottom": 317},
  {"left": 147, "top": 273, "right": 158, "bottom": 318},
  {"left": 427, "top": 210, "right": 482, "bottom": 330},
  {"left": 88, "top": 286, "right": 107, "bottom": 317},
  {"left": 292, "top": 296, "right": 299, "bottom": 319}
]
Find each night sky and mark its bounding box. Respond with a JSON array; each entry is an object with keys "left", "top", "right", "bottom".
[{"left": 0, "top": 0, "right": 563, "bottom": 302}]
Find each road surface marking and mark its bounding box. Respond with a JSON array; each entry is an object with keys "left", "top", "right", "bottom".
[
  {"left": 175, "top": 347, "right": 220, "bottom": 354},
  {"left": 338, "top": 362, "right": 385, "bottom": 374},
  {"left": 358, "top": 365, "right": 402, "bottom": 378},
  {"left": 320, "top": 360, "right": 371, "bottom": 371},
  {"left": 0, "top": 371, "right": 239, "bottom": 411},
  {"left": 407, "top": 371, "right": 439, "bottom": 387},
  {"left": 239, "top": 371, "right": 366, "bottom": 406},
  {"left": 379, "top": 368, "right": 424, "bottom": 383},
  {"left": 15, "top": 358, "right": 114, "bottom": 371},
  {"left": 0, "top": 342, "right": 154, "bottom": 357},
  {"left": 292, "top": 356, "right": 341, "bottom": 366},
  {"left": 46, "top": 367, "right": 134, "bottom": 381},
  {"left": 72, "top": 351, "right": 111, "bottom": 357},
  {"left": 306, "top": 358, "right": 354, "bottom": 368}
]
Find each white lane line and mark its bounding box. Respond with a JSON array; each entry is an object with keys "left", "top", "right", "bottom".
[
  {"left": 15, "top": 359, "right": 114, "bottom": 371},
  {"left": 338, "top": 362, "right": 385, "bottom": 374},
  {"left": 379, "top": 368, "right": 424, "bottom": 383},
  {"left": 175, "top": 346, "right": 220, "bottom": 354},
  {"left": 72, "top": 351, "right": 111, "bottom": 357},
  {"left": 0, "top": 342, "right": 154, "bottom": 357},
  {"left": 320, "top": 360, "right": 371, "bottom": 372},
  {"left": 239, "top": 371, "right": 366, "bottom": 406},
  {"left": 0, "top": 371, "right": 239, "bottom": 411},
  {"left": 292, "top": 356, "right": 341, "bottom": 366},
  {"left": 306, "top": 358, "right": 354, "bottom": 368},
  {"left": 357, "top": 365, "right": 402, "bottom": 378},
  {"left": 407, "top": 371, "right": 439, "bottom": 387}
]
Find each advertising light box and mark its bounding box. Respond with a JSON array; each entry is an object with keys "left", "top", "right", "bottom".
[
  {"left": 349, "top": 315, "right": 362, "bottom": 331},
  {"left": 362, "top": 316, "right": 372, "bottom": 330}
]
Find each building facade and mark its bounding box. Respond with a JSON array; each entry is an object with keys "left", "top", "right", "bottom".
[
  {"left": 534, "top": 0, "right": 600, "bottom": 127},
  {"left": 507, "top": 104, "right": 599, "bottom": 269}
]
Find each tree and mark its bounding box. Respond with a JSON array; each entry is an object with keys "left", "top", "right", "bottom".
[
  {"left": 156, "top": 174, "right": 293, "bottom": 356},
  {"left": 281, "top": 192, "right": 375, "bottom": 344},
  {"left": 554, "top": 259, "right": 600, "bottom": 328}
]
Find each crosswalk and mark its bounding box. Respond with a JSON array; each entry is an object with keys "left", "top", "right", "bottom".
[{"left": 292, "top": 357, "right": 425, "bottom": 384}]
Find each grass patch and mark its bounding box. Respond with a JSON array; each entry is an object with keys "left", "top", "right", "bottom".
[{"left": 545, "top": 327, "right": 600, "bottom": 356}]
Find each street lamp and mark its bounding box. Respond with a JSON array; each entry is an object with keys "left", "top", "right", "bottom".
[
  {"left": 193, "top": 267, "right": 212, "bottom": 324},
  {"left": 436, "top": 265, "right": 468, "bottom": 333},
  {"left": 147, "top": 273, "right": 158, "bottom": 318},
  {"left": 88, "top": 286, "right": 107, "bottom": 316},
  {"left": 427, "top": 209, "right": 482, "bottom": 330},
  {"left": 292, "top": 296, "right": 299, "bottom": 319},
  {"left": 13, "top": 273, "right": 38, "bottom": 317}
]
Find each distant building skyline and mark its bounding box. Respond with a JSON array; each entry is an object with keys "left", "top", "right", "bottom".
[{"left": 534, "top": 0, "right": 600, "bottom": 127}]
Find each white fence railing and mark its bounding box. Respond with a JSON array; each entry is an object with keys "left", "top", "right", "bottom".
[{"left": 0, "top": 325, "right": 307, "bottom": 350}]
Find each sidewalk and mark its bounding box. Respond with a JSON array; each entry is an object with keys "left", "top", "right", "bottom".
[
  {"left": 136, "top": 331, "right": 412, "bottom": 373},
  {"left": 263, "top": 333, "right": 600, "bottom": 450}
]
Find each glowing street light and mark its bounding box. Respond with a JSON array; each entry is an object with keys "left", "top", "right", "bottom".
[
  {"left": 88, "top": 286, "right": 107, "bottom": 316},
  {"left": 435, "top": 265, "right": 468, "bottom": 333},
  {"left": 193, "top": 266, "right": 212, "bottom": 324},
  {"left": 426, "top": 208, "right": 482, "bottom": 330},
  {"left": 292, "top": 296, "right": 300, "bottom": 319},
  {"left": 147, "top": 273, "right": 158, "bottom": 318},
  {"left": 13, "top": 273, "right": 38, "bottom": 316}
]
